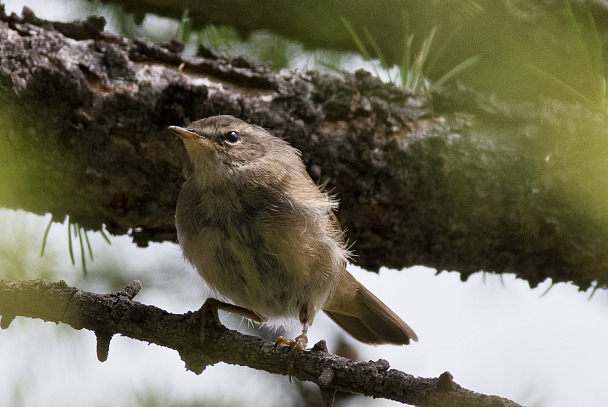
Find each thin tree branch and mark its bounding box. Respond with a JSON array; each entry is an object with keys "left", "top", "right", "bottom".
[{"left": 0, "top": 278, "right": 520, "bottom": 407}]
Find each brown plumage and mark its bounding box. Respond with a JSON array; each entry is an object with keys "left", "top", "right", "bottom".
[
  {"left": 170, "top": 115, "right": 417, "bottom": 347},
  {"left": 324, "top": 269, "right": 417, "bottom": 344}
]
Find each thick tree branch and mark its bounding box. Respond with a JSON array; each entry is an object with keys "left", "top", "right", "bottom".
[
  {"left": 0, "top": 278, "right": 521, "bottom": 407},
  {"left": 1, "top": 7, "right": 608, "bottom": 290}
]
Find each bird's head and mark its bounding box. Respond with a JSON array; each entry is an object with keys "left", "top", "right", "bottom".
[{"left": 169, "top": 115, "right": 302, "bottom": 188}]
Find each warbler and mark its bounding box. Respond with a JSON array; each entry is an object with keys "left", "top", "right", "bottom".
[{"left": 170, "top": 115, "right": 417, "bottom": 349}]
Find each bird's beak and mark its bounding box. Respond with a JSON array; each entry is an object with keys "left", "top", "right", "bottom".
[{"left": 168, "top": 126, "right": 200, "bottom": 141}]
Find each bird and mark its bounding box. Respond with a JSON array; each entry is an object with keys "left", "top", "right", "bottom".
[{"left": 169, "top": 115, "right": 417, "bottom": 350}]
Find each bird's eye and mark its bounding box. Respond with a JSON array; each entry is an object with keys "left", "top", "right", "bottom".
[{"left": 224, "top": 131, "right": 240, "bottom": 144}]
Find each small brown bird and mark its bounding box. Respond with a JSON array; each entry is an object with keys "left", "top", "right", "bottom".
[{"left": 170, "top": 115, "right": 417, "bottom": 349}]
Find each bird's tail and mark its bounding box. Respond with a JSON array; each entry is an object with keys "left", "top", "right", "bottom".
[{"left": 323, "top": 270, "right": 418, "bottom": 345}]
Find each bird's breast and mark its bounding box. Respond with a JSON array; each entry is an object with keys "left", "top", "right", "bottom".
[{"left": 176, "top": 180, "right": 342, "bottom": 321}]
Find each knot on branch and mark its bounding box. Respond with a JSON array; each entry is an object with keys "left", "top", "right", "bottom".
[
  {"left": 95, "top": 331, "right": 113, "bottom": 362},
  {"left": 0, "top": 314, "right": 15, "bottom": 329},
  {"left": 312, "top": 339, "right": 329, "bottom": 353},
  {"left": 318, "top": 366, "right": 335, "bottom": 387},
  {"left": 437, "top": 371, "right": 455, "bottom": 391},
  {"left": 374, "top": 358, "right": 390, "bottom": 372},
  {"left": 319, "top": 386, "right": 337, "bottom": 407},
  {"left": 119, "top": 280, "right": 142, "bottom": 300},
  {"left": 92, "top": 281, "right": 143, "bottom": 362}
]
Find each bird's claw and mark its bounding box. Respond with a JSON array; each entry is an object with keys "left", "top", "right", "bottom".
[
  {"left": 274, "top": 333, "right": 308, "bottom": 381},
  {"left": 274, "top": 333, "right": 308, "bottom": 354}
]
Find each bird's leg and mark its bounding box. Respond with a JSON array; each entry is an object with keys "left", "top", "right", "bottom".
[
  {"left": 292, "top": 321, "right": 309, "bottom": 353},
  {"left": 192, "top": 298, "right": 265, "bottom": 348},
  {"left": 274, "top": 304, "right": 314, "bottom": 379},
  {"left": 295, "top": 303, "right": 313, "bottom": 351},
  {"left": 195, "top": 297, "right": 265, "bottom": 326},
  {"left": 274, "top": 303, "right": 313, "bottom": 351}
]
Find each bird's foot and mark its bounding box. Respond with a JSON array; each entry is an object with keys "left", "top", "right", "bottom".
[
  {"left": 274, "top": 333, "right": 308, "bottom": 353},
  {"left": 274, "top": 333, "right": 308, "bottom": 381}
]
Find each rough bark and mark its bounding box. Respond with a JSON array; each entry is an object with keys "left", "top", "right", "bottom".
[
  {"left": 1, "top": 7, "right": 608, "bottom": 291},
  {"left": 0, "top": 278, "right": 522, "bottom": 407}
]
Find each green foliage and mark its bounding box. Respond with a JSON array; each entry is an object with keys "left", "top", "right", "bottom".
[
  {"left": 524, "top": 0, "right": 607, "bottom": 111},
  {"left": 41, "top": 216, "right": 111, "bottom": 276},
  {"left": 430, "top": 54, "right": 480, "bottom": 90},
  {"left": 176, "top": 9, "right": 192, "bottom": 43},
  {"left": 341, "top": 13, "right": 479, "bottom": 93},
  {"left": 196, "top": 25, "right": 239, "bottom": 50},
  {"left": 174, "top": 9, "right": 295, "bottom": 69}
]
